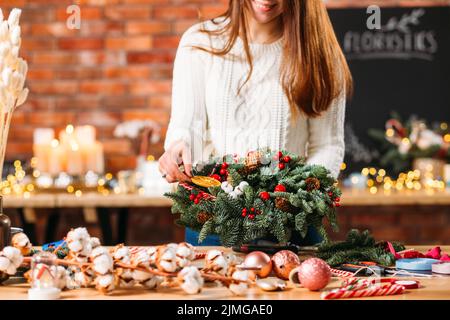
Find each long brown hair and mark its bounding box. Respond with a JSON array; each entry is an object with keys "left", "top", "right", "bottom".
[{"left": 197, "top": 0, "right": 352, "bottom": 117}]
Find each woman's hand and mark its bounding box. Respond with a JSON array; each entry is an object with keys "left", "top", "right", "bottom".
[{"left": 158, "top": 140, "right": 192, "bottom": 183}]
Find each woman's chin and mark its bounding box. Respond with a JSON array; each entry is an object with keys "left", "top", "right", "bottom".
[{"left": 250, "top": 0, "right": 282, "bottom": 24}]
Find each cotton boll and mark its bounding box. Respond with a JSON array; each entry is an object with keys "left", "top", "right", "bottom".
[
  {"left": 147, "top": 247, "right": 157, "bottom": 265},
  {"left": 10, "top": 253, "right": 23, "bottom": 268},
  {"left": 74, "top": 227, "right": 90, "bottom": 240},
  {"left": 205, "top": 250, "right": 228, "bottom": 275},
  {"left": 238, "top": 181, "right": 249, "bottom": 189},
  {"left": 96, "top": 274, "right": 115, "bottom": 294},
  {"left": 228, "top": 191, "right": 238, "bottom": 199},
  {"left": 67, "top": 240, "right": 83, "bottom": 253},
  {"left": 6, "top": 263, "right": 16, "bottom": 275},
  {"left": 0, "top": 256, "right": 10, "bottom": 272},
  {"left": 178, "top": 266, "right": 204, "bottom": 294},
  {"left": 11, "top": 232, "right": 32, "bottom": 255},
  {"left": 7, "top": 8, "right": 21, "bottom": 28},
  {"left": 229, "top": 270, "right": 250, "bottom": 296},
  {"left": 89, "top": 237, "right": 101, "bottom": 249},
  {"left": 176, "top": 242, "right": 195, "bottom": 268},
  {"left": 2, "top": 246, "right": 20, "bottom": 260},
  {"left": 132, "top": 249, "right": 150, "bottom": 267},
  {"left": 132, "top": 269, "right": 152, "bottom": 282},
  {"left": 141, "top": 276, "right": 163, "bottom": 290},
  {"left": 7, "top": 236, "right": 28, "bottom": 254},
  {"left": 119, "top": 277, "right": 135, "bottom": 288},
  {"left": 224, "top": 252, "right": 242, "bottom": 267},
  {"left": 113, "top": 246, "right": 130, "bottom": 262},
  {"left": 221, "top": 181, "right": 233, "bottom": 193},
  {"left": 93, "top": 255, "right": 113, "bottom": 275},
  {"left": 233, "top": 187, "right": 243, "bottom": 196},
  {"left": 74, "top": 271, "right": 92, "bottom": 287},
  {"left": 156, "top": 246, "right": 177, "bottom": 273},
  {"left": 91, "top": 246, "right": 109, "bottom": 259}
]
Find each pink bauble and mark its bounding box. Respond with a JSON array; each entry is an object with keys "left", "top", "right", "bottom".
[{"left": 297, "top": 258, "right": 331, "bottom": 291}]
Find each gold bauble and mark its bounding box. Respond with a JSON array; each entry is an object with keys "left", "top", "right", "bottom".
[{"left": 243, "top": 251, "right": 272, "bottom": 278}]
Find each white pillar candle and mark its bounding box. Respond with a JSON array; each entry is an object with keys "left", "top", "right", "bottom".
[
  {"left": 33, "top": 128, "right": 54, "bottom": 173},
  {"left": 66, "top": 142, "right": 83, "bottom": 176},
  {"left": 48, "top": 140, "right": 65, "bottom": 177},
  {"left": 59, "top": 124, "right": 75, "bottom": 147},
  {"left": 75, "top": 125, "right": 96, "bottom": 145},
  {"left": 84, "top": 141, "right": 104, "bottom": 174}
]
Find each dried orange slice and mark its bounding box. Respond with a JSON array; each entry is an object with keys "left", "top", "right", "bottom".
[{"left": 191, "top": 176, "right": 221, "bottom": 188}]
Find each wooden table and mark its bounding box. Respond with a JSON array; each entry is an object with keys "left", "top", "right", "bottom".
[
  {"left": 3, "top": 188, "right": 450, "bottom": 245},
  {"left": 0, "top": 246, "right": 449, "bottom": 300}
]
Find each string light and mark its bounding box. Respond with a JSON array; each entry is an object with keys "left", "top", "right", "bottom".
[
  {"left": 444, "top": 134, "right": 450, "bottom": 143},
  {"left": 386, "top": 128, "right": 394, "bottom": 137}
]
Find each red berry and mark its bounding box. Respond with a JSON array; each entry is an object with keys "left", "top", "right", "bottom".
[
  {"left": 260, "top": 191, "right": 270, "bottom": 201},
  {"left": 242, "top": 208, "right": 247, "bottom": 214},
  {"left": 278, "top": 163, "right": 285, "bottom": 170},
  {"left": 283, "top": 156, "right": 291, "bottom": 163},
  {"left": 250, "top": 207, "right": 255, "bottom": 212},
  {"left": 242, "top": 212, "right": 247, "bottom": 217},
  {"left": 335, "top": 203, "right": 341, "bottom": 207},
  {"left": 274, "top": 184, "right": 286, "bottom": 192},
  {"left": 249, "top": 214, "right": 255, "bottom": 220},
  {"left": 194, "top": 198, "right": 200, "bottom": 204},
  {"left": 219, "top": 169, "right": 227, "bottom": 176},
  {"left": 328, "top": 192, "right": 333, "bottom": 196},
  {"left": 276, "top": 151, "right": 283, "bottom": 159},
  {"left": 211, "top": 174, "right": 221, "bottom": 181},
  {"left": 335, "top": 197, "right": 341, "bottom": 202},
  {"left": 189, "top": 194, "right": 196, "bottom": 201},
  {"left": 221, "top": 163, "right": 228, "bottom": 169}
]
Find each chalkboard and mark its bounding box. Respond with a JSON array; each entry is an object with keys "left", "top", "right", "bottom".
[{"left": 328, "top": 6, "right": 450, "bottom": 172}]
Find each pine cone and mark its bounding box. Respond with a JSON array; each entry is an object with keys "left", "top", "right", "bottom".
[
  {"left": 275, "top": 197, "right": 293, "bottom": 212},
  {"left": 244, "top": 151, "right": 262, "bottom": 172},
  {"left": 197, "top": 211, "right": 212, "bottom": 224},
  {"left": 305, "top": 177, "right": 320, "bottom": 191}
]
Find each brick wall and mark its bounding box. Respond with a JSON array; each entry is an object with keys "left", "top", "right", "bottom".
[{"left": 0, "top": 0, "right": 448, "bottom": 172}]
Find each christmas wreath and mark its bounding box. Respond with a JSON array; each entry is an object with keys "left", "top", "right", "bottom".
[{"left": 165, "top": 149, "right": 341, "bottom": 246}]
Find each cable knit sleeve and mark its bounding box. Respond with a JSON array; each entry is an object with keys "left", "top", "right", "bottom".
[
  {"left": 306, "top": 93, "right": 346, "bottom": 179},
  {"left": 164, "top": 24, "right": 209, "bottom": 159}
]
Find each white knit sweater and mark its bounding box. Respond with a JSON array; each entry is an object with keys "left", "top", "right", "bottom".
[{"left": 165, "top": 20, "right": 346, "bottom": 178}]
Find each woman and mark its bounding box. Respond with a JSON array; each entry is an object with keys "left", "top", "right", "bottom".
[{"left": 159, "top": 0, "right": 352, "bottom": 246}]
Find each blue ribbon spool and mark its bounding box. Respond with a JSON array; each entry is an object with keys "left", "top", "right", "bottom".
[{"left": 396, "top": 258, "right": 440, "bottom": 271}]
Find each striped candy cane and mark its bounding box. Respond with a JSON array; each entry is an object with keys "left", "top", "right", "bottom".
[
  {"left": 330, "top": 268, "right": 354, "bottom": 278},
  {"left": 321, "top": 284, "right": 405, "bottom": 300}
]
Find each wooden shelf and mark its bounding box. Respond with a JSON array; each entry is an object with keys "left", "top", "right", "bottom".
[{"left": 2, "top": 188, "right": 450, "bottom": 209}]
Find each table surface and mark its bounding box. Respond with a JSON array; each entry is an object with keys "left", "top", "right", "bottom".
[
  {"left": 1, "top": 246, "right": 449, "bottom": 300},
  {"left": 3, "top": 188, "right": 450, "bottom": 208}
]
